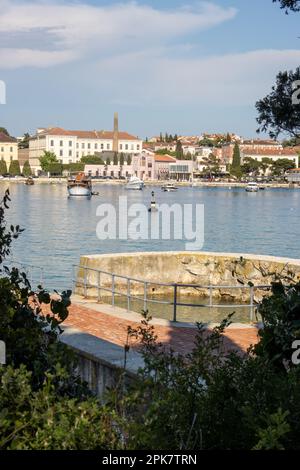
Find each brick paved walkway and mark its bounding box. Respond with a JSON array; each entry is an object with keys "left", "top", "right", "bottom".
[{"left": 58, "top": 301, "right": 259, "bottom": 356}]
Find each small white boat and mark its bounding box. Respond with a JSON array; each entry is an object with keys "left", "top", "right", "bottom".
[
  {"left": 161, "top": 183, "right": 178, "bottom": 192},
  {"left": 245, "top": 182, "right": 259, "bottom": 193},
  {"left": 125, "top": 176, "right": 144, "bottom": 190},
  {"left": 67, "top": 172, "right": 92, "bottom": 197}
]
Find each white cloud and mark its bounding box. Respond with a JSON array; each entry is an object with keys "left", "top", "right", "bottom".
[
  {"left": 0, "top": 48, "right": 78, "bottom": 69},
  {"left": 96, "top": 48, "right": 300, "bottom": 106},
  {"left": 0, "top": 0, "right": 237, "bottom": 68}
]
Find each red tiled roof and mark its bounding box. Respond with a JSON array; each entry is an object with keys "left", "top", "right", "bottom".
[
  {"left": 242, "top": 148, "right": 298, "bottom": 156},
  {"left": 34, "top": 127, "right": 139, "bottom": 141},
  {"left": 0, "top": 132, "right": 17, "bottom": 143},
  {"left": 154, "top": 155, "right": 176, "bottom": 162}
]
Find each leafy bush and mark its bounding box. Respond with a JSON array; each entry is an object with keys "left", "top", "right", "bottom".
[
  {"left": 0, "top": 365, "right": 120, "bottom": 450},
  {"left": 8, "top": 160, "right": 21, "bottom": 176},
  {"left": 22, "top": 160, "right": 32, "bottom": 177}
]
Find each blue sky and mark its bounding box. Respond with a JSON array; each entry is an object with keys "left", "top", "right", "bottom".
[{"left": 0, "top": 0, "right": 299, "bottom": 139}]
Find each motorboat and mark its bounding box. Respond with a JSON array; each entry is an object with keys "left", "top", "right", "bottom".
[
  {"left": 25, "top": 177, "right": 34, "bottom": 186},
  {"left": 125, "top": 176, "right": 144, "bottom": 190},
  {"left": 245, "top": 182, "right": 259, "bottom": 193},
  {"left": 67, "top": 172, "right": 92, "bottom": 197},
  {"left": 161, "top": 183, "right": 178, "bottom": 192}
]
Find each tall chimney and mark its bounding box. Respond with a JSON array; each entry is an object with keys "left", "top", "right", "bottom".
[{"left": 113, "top": 112, "right": 119, "bottom": 153}]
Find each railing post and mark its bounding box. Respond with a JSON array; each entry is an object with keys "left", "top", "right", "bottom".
[
  {"left": 112, "top": 274, "right": 115, "bottom": 307},
  {"left": 84, "top": 267, "right": 88, "bottom": 298},
  {"left": 144, "top": 282, "right": 148, "bottom": 312},
  {"left": 127, "top": 278, "right": 131, "bottom": 312},
  {"left": 209, "top": 286, "right": 213, "bottom": 307},
  {"left": 250, "top": 285, "right": 254, "bottom": 323},
  {"left": 97, "top": 271, "right": 101, "bottom": 303},
  {"left": 173, "top": 284, "right": 178, "bottom": 322}
]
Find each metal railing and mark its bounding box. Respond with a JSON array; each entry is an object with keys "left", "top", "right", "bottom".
[
  {"left": 4, "top": 260, "right": 44, "bottom": 287},
  {"left": 73, "top": 264, "right": 272, "bottom": 323}
]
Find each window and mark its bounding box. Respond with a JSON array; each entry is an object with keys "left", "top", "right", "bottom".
[
  {"left": 59, "top": 150, "right": 63, "bottom": 157},
  {"left": 69, "top": 150, "right": 72, "bottom": 157},
  {"left": 131, "top": 144, "right": 134, "bottom": 150},
  {"left": 1, "top": 147, "right": 3, "bottom": 152},
  {"left": 137, "top": 144, "right": 140, "bottom": 151},
  {"left": 95, "top": 143, "right": 98, "bottom": 149},
  {"left": 60, "top": 140, "right": 63, "bottom": 146},
  {"left": 82, "top": 143, "right": 85, "bottom": 149},
  {"left": 101, "top": 143, "right": 104, "bottom": 149},
  {"left": 50, "top": 140, "right": 54, "bottom": 146},
  {"left": 119, "top": 144, "right": 123, "bottom": 150},
  {"left": 88, "top": 143, "right": 91, "bottom": 149},
  {"left": 107, "top": 144, "right": 110, "bottom": 150},
  {"left": 69, "top": 159, "right": 72, "bottom": 164},
  {"left": 69, "top": 141, "right": 72, "bottom": 147},
  {"left": 148, "top": 162, "right": 152, "bottom": 168},
  {"left": 125, "top": 144, "right": 128, "bottom": 150},
  {"left": 76, "top": 143, "right": 79, "bottom": 148}
]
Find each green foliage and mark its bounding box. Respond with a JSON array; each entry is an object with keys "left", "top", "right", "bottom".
[
  {"left": 113, "top": 153, "right": 118, "bottom": 165},
  {"left": 119, "top": 153, "right": 124, "bottom": 166},
  {"left": 200, "top": 153, "right": 221, "bottom": 176},
  {"left": 230, "top": 143, "right": 242, "bottom": 178},
  {"left": 80, "top": 155, "right": 104, "bottom": 165},
  {"left": 47, "top": 163, "right": 63, "bottom": 175},
  {"left": 273, "top": 0, "right": 300, "bottom": 12},
  {"left": 106, "top": 157, "right": 111, "bottom": 166},
  {"left": 8, "top": 160, "right": 21, "bottom": 176},
  {"left": 0, "top": 189, "right": 120, "bottom": 449},
  {"left": 256, "top": 68, "right": 300, "bottom": 139},
  {"left": 39, "top": 151, "right": 58, "bottom": 172},
  {"left": 22, "top": 160, "right": 32, "bottom": 177},
  {"left": 241, "top": 157, "right": 261, "bottom": 176},
  {"left": 18, "top": 133, "right": 30, "bottom": 149},
  {"left": 0, "top": 127, "right": 9, "bottom": 136},
  {"left": 253, "top": 409, "right": 291, "bottom": 450},
  {"left": 0, "top": 160, "right": 7, "bottom": 175},
  {"left": 0, "top": 365, "right": 120, "bottom": 450},
  {"left": 155, "top": 149, "right": 177, "bottom": 157},
  {"left": 127, "top": 154, "right": 132, "bottom": 165},
  {"left": 254, "top": 282, "right": 300, "bottom": 371},
  {"left": 175, "top": 140, "right": 184, "bottom": 160},
  {"left": 63, "top": 163, "right": 84, "bottom": 172}
]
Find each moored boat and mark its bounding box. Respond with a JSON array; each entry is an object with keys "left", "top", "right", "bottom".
[
  {"left": 125, "top": 176, "right": 144, "bottom": 190},
  {"left": 25, "top": 177, "right": 34, "bottom": 186},
  {"left": 161, "top": 183, "right": 178, "bottom": 192},
  {"left": 67, "top": 172, "right": 92, "bottom": 197},
  {"left": 245, "top": 182, "right": 259, "bottom": 193}
]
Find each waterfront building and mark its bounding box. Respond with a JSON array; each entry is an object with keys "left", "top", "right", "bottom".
[
  {"left": 241, "top": 148, "right": 299, "bottom": 170},
  {"left": 169, "top": 160, "right": 195, "bottom": 181},
  {"left": 29, "top": 114, "right": 143, "bottom": 174},
  {"left": 154, "top": 154, "right": 176, "bottom": 180},
  {"left": 0, "top": 132, "right": 18, "bottom": 166},
  {"left": 286, "top": 169, "right": 300, "bottom": 184}
]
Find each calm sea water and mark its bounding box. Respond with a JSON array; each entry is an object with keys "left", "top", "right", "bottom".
[{"left": 2, "top": 182, "right": 300, "bottom": 291}]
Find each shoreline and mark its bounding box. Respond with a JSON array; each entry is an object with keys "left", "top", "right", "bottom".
[{"left": 0, "top": 178, "right": 298, "bottom": 189}]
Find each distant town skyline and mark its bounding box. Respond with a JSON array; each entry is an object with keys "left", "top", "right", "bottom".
[{"left": 0, "top": 0, "right": 300, "bottom": 138}]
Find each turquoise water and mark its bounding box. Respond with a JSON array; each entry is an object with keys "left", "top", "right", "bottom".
[{"left": 2, "top": 182, "right": 300, "bottom": 291}]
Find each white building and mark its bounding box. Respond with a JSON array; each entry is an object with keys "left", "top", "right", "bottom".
[
  {"left": 241, "top": 148, "right": 299, "bottom": 169},
  {"left": 29, "top": 126, "right": 143, "bottom": 173}
]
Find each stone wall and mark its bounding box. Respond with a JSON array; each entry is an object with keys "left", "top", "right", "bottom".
[
  {"left": 61, "top": 326, "right": 142, "bottom": 398},
  {"left": 75, "top": 251, "right": 300, "bottom": 302}
]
